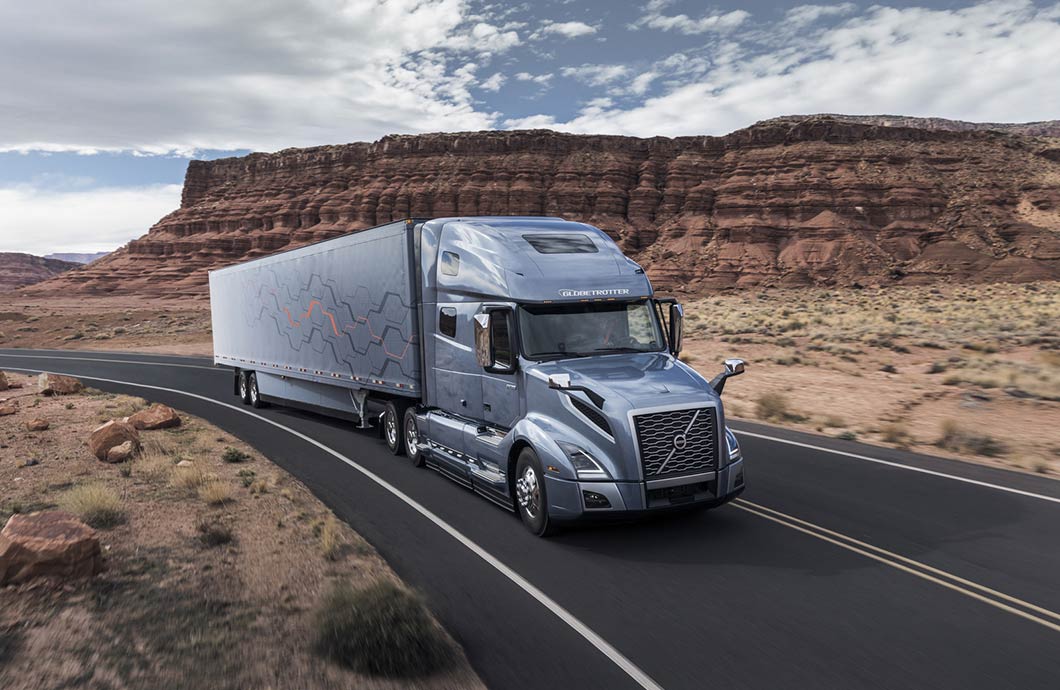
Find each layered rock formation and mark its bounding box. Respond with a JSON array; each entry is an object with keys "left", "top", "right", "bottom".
[
  {"left": 0, "top": 253, "right": 81, "bottom": 291},
  {"left": 28, "top": 118, "right": 1060, "bottom": 295},
  {"left": 761, "top": 115, "right": 1060, "bottom": 138}
]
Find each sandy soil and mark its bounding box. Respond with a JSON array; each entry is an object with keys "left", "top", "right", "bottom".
[
  {"left": 680, "top": 281, "right": 1060, "bottom": 477},
  {"left": 0, "top": 372, "right": 483, "bottom": 690},
  {"left": 0, "top": 296, "right": 212, "bottom": 356},
  {"left": 3, "top": 284, "right": 1058, "bottom": 477}
]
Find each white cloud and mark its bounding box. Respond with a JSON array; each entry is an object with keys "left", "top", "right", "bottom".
[
  {"left": 631, "top": 0, "right": 749, "bottom": 35},
  {"left": 515, "top": 72, "right": 554, "bottom": 85},
  {"left": 0, "top": 0, "right": 507, "bottom": 154},
  {"left": 480, "top": 72, "right": 506, "bottom": 92},
  {"left": 540, "top": 20, "right": 598, "bottom": 38},
  {"left": 0, "top": 184, "right": 182, "bottom": 255},
  {"left": 514, "top": 0, "right": 1060, "bottom": 137},
  {"left": 785, "top": 3, "right": 856, "bottom": 27},
  {"left": 560, "top": 64, "right": 630, "bottom": 86}
]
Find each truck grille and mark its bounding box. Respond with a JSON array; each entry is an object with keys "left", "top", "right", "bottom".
[{"left": 633, "top": 406, "right": 718, "bottom": 478}]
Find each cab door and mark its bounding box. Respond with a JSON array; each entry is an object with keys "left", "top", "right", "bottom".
[{"left": 479, "top": 307, "right": 521, "bottom": 429}]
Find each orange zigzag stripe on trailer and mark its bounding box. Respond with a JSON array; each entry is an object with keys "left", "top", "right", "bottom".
[{"left": 273, "top": 293, "right": 415, "bottom": 360}]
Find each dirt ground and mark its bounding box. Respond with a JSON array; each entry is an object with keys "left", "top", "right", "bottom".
[
  {"left": 0, "top": 372, "right": 483, "bottom": 690},
  {"left": 3, "top": 284, "right": 1058, "bottom": 477},
  {"left": 681, "top": 281, "right": 1060, "bottom": 477},
  {"left": 0, "top": 296, "right": 212, "bottom": 356}
]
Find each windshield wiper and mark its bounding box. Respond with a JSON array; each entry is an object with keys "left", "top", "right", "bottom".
[
  {"left": 531, "top": 351, "right": 591, "bottom": 360},
  {"left": 589, "top": 347, "right": 651, "bottom": 354}
]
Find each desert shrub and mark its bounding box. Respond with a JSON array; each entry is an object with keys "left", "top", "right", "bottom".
[
  {"left": 822, "top": 415, "right": 847, "bottom": 428},
  {"left": 61, "top": 484, "right": 125, "bottom": 529},
  {"left": 755, "top": 392, "right": 801, "bottom": 422},
  {"left": 222, "top": 447, "right": 250, "bottom": 464},
  {"left": 237, "top": 468, "right": 256, "bottom": 487},
  {"left": 198, "top": 480, "right": 234, "bottom": 506},
  {"left": 936, "top": 419, "right": 1007, "bottom": 457},
  {"left": 836, "top": 430, "right": 858, "bottom": 441},
  {"left": 197, "top": 518, "right": 233, "bottom": 547},
  {"left": 880, "top": 364, "right": 897, "bottom": 374},
  {"left": 314, "top": 580, "right": 454, "bottom": 677},
  {"left": 927, "top": 362, "right": 946, "bottom": 374},
  {"left": 880, "top": 422, "right": 909, "bottom": 445}
]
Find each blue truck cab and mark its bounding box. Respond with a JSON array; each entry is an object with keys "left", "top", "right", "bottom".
[{"left": 210, "top": 216, "right": 746, "bottom": 536}]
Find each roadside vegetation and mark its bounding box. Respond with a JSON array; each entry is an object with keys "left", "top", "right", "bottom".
[
  {"left": 0, "top": 372, "right": 481, "bottom": 689},
  {"left": 682, "top": 281, "right": 1060, "bottom": 475}
]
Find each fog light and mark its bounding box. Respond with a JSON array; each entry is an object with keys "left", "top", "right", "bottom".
[{"left": 582, "top": 490, "right": 611, "bottom": 509}]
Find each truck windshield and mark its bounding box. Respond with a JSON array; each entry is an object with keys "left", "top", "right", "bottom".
[{"left": 519, "top": 301, "right": 665, "bottom": 359}]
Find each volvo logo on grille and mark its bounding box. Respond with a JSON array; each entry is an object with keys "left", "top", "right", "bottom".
[{"left": 672, "top": 433, "right": 688, "bottom": 451}]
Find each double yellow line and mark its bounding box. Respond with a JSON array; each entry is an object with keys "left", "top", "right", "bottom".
[{"left": 733, "top": 498, "right": 1060, "bottom": 634}]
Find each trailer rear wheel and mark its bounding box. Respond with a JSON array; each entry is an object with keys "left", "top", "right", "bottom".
[
  {"left": 382, "top": 400, "right": 406, "bottom": 456},
  {"left": 403, "top": 407, "right": 424, "bottom": 466},
  {"left": 248, "top": 372, "right": 268, "bottom": 409},
  {"left": 237, "top": 371, "right": 251, "bottom": 405}
]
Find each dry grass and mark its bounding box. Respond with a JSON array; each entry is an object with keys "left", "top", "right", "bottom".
[
  {"left": 170, "top": 464, "right": 206, "bottom": 490},
  {"left": 60, "top": 483, "right": 125, "bottom": 529},
  {"left": 319, "top": 516, "right": 342, "bottom": 561},
  {"left": 198, "top": 479, "right": 234, "bottom": 506}
]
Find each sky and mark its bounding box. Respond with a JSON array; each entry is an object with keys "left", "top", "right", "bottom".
[{"left": 1, "top": 0, "right": 1059, "bottom": 255}]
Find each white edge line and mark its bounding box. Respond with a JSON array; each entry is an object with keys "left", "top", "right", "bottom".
[
  {"left": 733, "top": 429, "right": 1060, "bottom": 505},
  {"left": 0, "top": 365, "right": 663, "bottom": 690}
]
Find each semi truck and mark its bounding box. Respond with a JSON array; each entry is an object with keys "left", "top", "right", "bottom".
[{"left": 209, "top": 216, "right": 747, "bottom": 535}]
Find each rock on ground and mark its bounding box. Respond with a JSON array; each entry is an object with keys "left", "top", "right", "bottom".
[
  {"left": 88, "top": 420, "right": 141, "bottom": 463},
  {"left": 0, "top": 403, "right": 16, "bottom": 416},
  {"left": 26, "top": 418, "right": 49, "bottom": 431},
  {"left": 0, "top": 511, "right": 102, "bottom": 585},
  {"left": 128, "top": 403, "right": 181, "bottom": 430},
  {"left": 0, "top": 371, "right": 8, "bottom": 391},
  {"left": 38, "top": 373, "right": 84, "bottom": 396}
]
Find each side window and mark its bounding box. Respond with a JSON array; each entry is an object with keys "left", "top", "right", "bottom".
[
  {"left": 490, "top": 310, "right": 513, "bottom": 369},
  {"left": 439, "top": 307, "right": 457, "bottom": 338},
  {"left": 440, "top": 251, "right": 460, "bottom": 276}
]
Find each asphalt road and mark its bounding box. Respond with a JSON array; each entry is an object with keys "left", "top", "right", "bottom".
[{"left": 2, "top": 348, "right": 1059, "bottom": 690}]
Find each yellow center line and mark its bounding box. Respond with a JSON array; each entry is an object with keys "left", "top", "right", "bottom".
[{"left": 732, "top": 499, "right": 1060, "bottom": 634}]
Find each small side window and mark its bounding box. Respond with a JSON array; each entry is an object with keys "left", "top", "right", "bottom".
[
  {"left": 440, "top": 251, "right": 460, "bottom": 276},
  {"left": 490, "top": 310, "right": 513, "bottom": 370},
  {"left": 439, "top": 307, "right": 457, "bottom": 338}
]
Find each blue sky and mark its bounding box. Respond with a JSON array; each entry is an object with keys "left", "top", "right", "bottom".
[{"left": 1, "top": 0, "right": 1058, "bottom": 254}]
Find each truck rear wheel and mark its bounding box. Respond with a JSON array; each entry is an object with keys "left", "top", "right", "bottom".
[
  {"left": 382, "top": 400, "right": 406, "bottom": 456},
  {"left": 247, "top": 372, "right": 267, "bottom": 409},
  {"left": 237, "top": 371, "right": 251, "bottom": 405},
  {"left": 403, "top": 407, "right": 424, "bottom": 467},
  {"left": 515, "top": 448, "right": 557, "bottom": 537}
]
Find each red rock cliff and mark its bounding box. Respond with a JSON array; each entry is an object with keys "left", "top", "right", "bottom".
[
  {"left": 0, "top": 253, "right": 82, "bottom": 291},
  {"left": 28, "top": 119, "right": 1060, "bottom": 296}
]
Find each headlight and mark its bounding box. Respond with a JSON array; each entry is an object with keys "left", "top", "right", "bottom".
[
  {"left": 557, "top": 441, "right": 611, "bottom": 480},
  {"left": 724, "top": 427, "right": 741, "bottom": 467}
]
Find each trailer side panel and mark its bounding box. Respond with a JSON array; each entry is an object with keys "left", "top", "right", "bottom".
[{"left": 210, "top": 221, "right": 420, "bottom": 397}]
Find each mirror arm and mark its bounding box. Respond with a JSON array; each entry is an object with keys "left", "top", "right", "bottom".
[{"left": 710, "top": 373, "right": 729, "bottom": 395}]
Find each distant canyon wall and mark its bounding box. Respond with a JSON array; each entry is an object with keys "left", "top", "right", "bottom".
[{"left": 28, "top": 118, "right": 1060, "bottom": 296}]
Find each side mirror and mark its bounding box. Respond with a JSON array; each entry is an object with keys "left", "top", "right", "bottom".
[
  {"left": 473, "top": 313, "right": 491, "bottom": 367},
  {"left": 710, "top": 358, "right": 746, "bottom": 395},
  {"left": 668, "top": 303, "right": 684, "bottom": 356}
]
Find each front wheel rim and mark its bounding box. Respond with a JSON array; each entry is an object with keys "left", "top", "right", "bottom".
[
  {"left": 249, "top": 376, "right": 258, "bottom": 403},
  {"left": 239, "top": 375, "right": 248, "bottom": 399},
  {"left": 405, "top": 416, "right": 418, "bottom": 456},
  {"left": 516, "top": 466, "right": 540, "bottom": 518},
  {"left": 385, "top": 410, "right": 398, "bottom": 448}
]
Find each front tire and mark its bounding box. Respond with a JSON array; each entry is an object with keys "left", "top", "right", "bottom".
[
  {"left": 382, "top": 400, "right": 406, "bottom": 456},
  {"left": 515, "top": 448, "right": 557, "bottom": 537},
  {"left": 403, "top": 407, "right": 424, "bottom": 466}
]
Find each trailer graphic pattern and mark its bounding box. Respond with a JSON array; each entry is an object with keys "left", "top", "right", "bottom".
[{"left": 210, "top": 222, "right": 421, "bottom": 394}]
